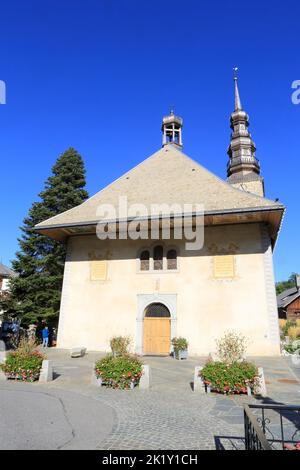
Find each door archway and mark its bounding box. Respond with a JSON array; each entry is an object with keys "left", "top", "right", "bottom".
[{"left": 143, "top": 302, "right": 171, "bottom": 355}]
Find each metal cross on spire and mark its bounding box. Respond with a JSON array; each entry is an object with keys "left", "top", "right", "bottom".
[{"left": 233, "top": 66, "right": 242, "bottom": 111}]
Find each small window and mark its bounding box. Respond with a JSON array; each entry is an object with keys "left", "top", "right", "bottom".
[
  {"left": 140, "top": 250, "right": 150, "bottom": 271},
  {"left": 167, "top": 249, "right": 177, "bottom": 270},
  {"left": 153, "top": 245, "right": 163, "bottom": 270}
]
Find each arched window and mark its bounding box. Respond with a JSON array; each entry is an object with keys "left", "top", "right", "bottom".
[
  {"left": 140, "top": 250, "right": 150, "bottom": 271},
  {"left": 167, "top": 249, "right": 177, "bottom": 270},
  {"left": 144, "top": 302, "right": 170, "bottom": 318},
  {"left": 153, "top": 245, "right": 163, "bottom": 270}
]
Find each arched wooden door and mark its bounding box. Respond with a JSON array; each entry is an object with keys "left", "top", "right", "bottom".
[{"left": 143, "top": 303, "right": 171, "bottom": 355}]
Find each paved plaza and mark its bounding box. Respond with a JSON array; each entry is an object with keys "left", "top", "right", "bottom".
[{"left": 0, "top": 349, "right": 300, "bottom": 450}]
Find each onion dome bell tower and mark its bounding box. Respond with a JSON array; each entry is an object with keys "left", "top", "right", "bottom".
[
  {"left": 162, "top": 110, "right": 183, "bottom": 149},
  {"left": 227, "top": 69, "right": 265, "bottom": 197}
]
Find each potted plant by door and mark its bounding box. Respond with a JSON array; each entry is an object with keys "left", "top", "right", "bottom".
[{"left": 172, "top": 337, "right": 188, "bottom": 360}]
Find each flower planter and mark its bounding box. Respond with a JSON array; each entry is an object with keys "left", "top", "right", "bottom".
[
  {"left": 200, "top": 361, "right": 259, "bottom": 395},
  {"left": 94, "top": 375, "right": 138, "bottom": 389},
  {"left": 5, "top": 371, "right": 40, "bottom": 382},
  {"left": 291, "top": 355, "right": 300, "bottom": 367},
  {"left": 94, "top": 354, "right": 143, "bottom": 390},
  {"left": 173, "top": 349, "right": 188, "bottom": 360}
]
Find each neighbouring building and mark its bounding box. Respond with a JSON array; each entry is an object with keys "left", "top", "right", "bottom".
[
  {"left": 0, "top": 262, "right": 17, "bottom": 325},
  {"left": 277, "top": 278, "right": 300, "bottom": 320},
  {"left": 35, "top": 77, "right": 285, "bottom": 356}
]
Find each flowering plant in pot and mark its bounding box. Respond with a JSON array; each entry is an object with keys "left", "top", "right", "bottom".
[
  {"left": 171, "top": 337, "right": 188, "bottom": 360},
  {"left": 0, "top": 338, "right": 45, "bottom": 382},
  {"left": 94, "top": 354, "right": 143, "bottom": 389},
  {"left": 200, "top": 360, "right": 259, "bottom": 395},
  {"left": 200, "top": 331, "right": 259, "bottom": 395}
]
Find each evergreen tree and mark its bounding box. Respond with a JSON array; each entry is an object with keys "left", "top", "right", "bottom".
[
  {"left": 276, "top": 272, "right": 299, "bottom": 295},
  {"left": 1, "top": 148, "right": 88, "bottom": 325}
]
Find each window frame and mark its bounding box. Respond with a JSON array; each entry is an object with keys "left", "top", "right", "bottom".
[{"left": 137, "top": 244, "right": 179, "bottom": 273}]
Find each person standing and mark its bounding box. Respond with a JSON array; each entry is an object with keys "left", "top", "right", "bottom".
[{"left": 42, "top": 326, "right": 49, "bottom": 348}]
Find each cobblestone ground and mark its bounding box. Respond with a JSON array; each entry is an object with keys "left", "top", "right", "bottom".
[
  {"left": 91, "top": 388, "right": 250, "bottom": 450},
  {"left": 44, "top": 351, "right": 299, "bottom": 450},
  {"left": 3, "top": 349, "right": 299, "bottom": 450}
]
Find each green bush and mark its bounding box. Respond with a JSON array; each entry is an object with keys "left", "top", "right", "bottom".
[
  {"left": 200, "top": 361, "right": 259, "bottom": 395},
  {"left": 171, "top": 337, "right": 188, "bottom": 353},
  {"left": 95, "top": 354, "right": 143, "bottom": 389},
  {"left": 283, "top": 341, "right": 300, "bottom": 355},
  {"left": 1, "top": 350, "right": 44, "bottom": 382}
]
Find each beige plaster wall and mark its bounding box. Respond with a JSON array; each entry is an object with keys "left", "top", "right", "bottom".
[{"left": 57, "top": 222, "right": 280, "bottom": 356}]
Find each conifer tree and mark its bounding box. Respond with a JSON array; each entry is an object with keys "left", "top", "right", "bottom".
[{"left": 1, "top": 148, "right": 88, "bottom": 324}]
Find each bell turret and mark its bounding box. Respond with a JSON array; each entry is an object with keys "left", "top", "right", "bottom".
[{"left": 162, "top": 110, "right": 183, "bottom": 149}]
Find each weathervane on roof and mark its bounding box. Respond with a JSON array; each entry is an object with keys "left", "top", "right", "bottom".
[
  {"left": 233, "top": 66, "right": 239, "bottom": 81},
  {"left": 169, "top": 105, "right": 175, "bottom": 115}
]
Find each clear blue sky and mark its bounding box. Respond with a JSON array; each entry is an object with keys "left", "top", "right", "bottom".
[{"left": 0, "top": 0, "right": 299, "bottom": 281}]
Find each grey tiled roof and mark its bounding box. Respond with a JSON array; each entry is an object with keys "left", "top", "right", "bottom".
[
  {"left": 277, "top": 287, "right": 300, "bottom": 308},
  {"left": 0, "top": 263, "right": 16, "bottom": 278},
  {"left": 35, "top": 144, "right": 284, "bottom": 229}
]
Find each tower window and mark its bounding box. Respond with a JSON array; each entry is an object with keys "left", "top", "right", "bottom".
[
  {"left": 140, "top": 250, "right": 150, "bottom": 271},
  {"left": 167, "top": 249, "right": 177, "bottom": 270},
  {"left": 153, "top": 245, "right": 163, "bottom": 270}
]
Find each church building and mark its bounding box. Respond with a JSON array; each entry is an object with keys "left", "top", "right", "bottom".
[{"left": 35, "top": 77, "right": 285, "bottom": 356}]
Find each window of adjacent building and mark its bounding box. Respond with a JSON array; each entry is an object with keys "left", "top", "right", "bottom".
[
  {"left": 167, "top": 249, "right": 177, "bottom": 270},
  {"left": 153, "top": 245, "right": 163, "bottom": 270},
  {"left": 140, "top": 250, "right": 150, "bottom": 271}
]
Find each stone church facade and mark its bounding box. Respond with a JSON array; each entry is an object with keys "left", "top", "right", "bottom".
[{"left": 36, "top": 78, "right": 285, "bottom": 356}]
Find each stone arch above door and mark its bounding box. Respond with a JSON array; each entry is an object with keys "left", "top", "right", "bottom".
[{"left": 136, "top": 293, "right": 177, "bottom": 355}]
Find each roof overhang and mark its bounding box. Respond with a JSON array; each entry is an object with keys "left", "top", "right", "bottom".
[{"left": 34, "top": 205, "right": 285, "bottom": 248}]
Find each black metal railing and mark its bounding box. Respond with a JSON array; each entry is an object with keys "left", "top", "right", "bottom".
[{"left": 244, "top": 404, "right": 300, "bottom": 450}]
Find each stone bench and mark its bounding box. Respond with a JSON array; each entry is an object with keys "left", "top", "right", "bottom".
[{"left": 70, "top": 347, "right": 86, "bottom": 358}]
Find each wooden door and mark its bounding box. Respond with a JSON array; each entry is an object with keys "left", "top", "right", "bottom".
[{"left": 143, "top": 317, "right": 171, "bottom": 355}]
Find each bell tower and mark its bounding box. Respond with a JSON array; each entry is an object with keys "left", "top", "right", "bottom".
[
  {"left": 227, "top": 69, "right": 265, "bottom": 197},
  {"left": 162, "top": 110, "right": 183, "bottom": 149}
]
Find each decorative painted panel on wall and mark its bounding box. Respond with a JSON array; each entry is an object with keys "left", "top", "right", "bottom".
[
  {"left": 213, "top": 255, "right": 235, "bottom": 279},
  {"left": 88, "top": 250, "right": 109, "bottom": 281},
  {"left": 90, "top": 260, "right": 107, "bottom": 281},
  {"left": 208, "top": 243, "right": 238, "bottom": 280}
]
